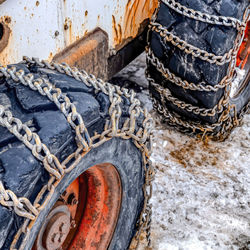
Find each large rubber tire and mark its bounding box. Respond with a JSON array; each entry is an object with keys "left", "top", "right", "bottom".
[
  {"left": 0, "top": 63, "right": 146, "bottom": 249},
  {"left": 147, "top": 0, "right": 249, "bottom": 138}
]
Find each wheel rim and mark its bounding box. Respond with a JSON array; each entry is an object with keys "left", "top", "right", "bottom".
[
  {"left": 236, "top": 21, "right": 250, "bottom": 70},
  {"left": 231, "top": 20, "right": 250, "bottom": 98},
  {"left": 33, "top": 163, "right": 122, "bottom": 250}
]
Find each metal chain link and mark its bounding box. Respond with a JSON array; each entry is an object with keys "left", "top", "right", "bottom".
[
  {"left": 149, "top": 21, "right": 235, "bottom": 65},
  {"left": 0, "top": 103, "right": 65, "bottom": 220},
  {"left": 0, "top": 181, "right": 38, "bottom": 220},
  {"left": 23, "top": 56, "right": 142, "bottom": 110},
  {"left": 146, "top": 46, "right": 230, "bottom": 92},
  {"left": 0, "top": 105, "right": 64, "bottom": 179},
  {"left": 0, "top": 66, "right": 91, "bottom": 152},
  {"left": 146, "top": 68, "right": 247, "bottom": 140},
  {"left": 147, "top": 2, "right": 249, "bottom": 140},
  {"left": 149, "top": 75, "right": 227, "bottom": 117},
  {"left": 0, "top": 57, "right": 154, "bottom": 250},
  {"left": 152, "top": 96, "right": 238, "bottom": 141},
  {"left": 147, "top": 50, "right": 250, "bottom": 139},
  {"left": 147, "top": 71, "right": 230, "bottom": 125},
  {"left": 160, "top": 0, "right": 247, "bottom": 31}
]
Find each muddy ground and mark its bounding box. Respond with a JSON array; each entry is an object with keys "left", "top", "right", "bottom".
[{"left": 112, "top": 53, "right": 250, "bottom": 250}]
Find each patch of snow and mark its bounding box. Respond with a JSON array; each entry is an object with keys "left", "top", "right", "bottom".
[
  {"left": 113, "top": 52, "right": 250, "bottom": 250},
  {"left": 147, "top": 114, "right": 250, "bottom": 250}
]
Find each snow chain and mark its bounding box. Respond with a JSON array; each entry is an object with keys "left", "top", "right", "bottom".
[
  {"left": 0, "top": 58, "right": 154, "bottom": 250},
  {"left": 161, "top": 0, "right": 246, "bottom": 30},
  {"left": 147, "top": 0, "right": 249, "bottom": 140}
]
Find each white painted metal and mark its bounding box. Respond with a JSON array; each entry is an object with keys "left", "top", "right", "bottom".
[{"left": 0, "top": 0, "right": 157, "bottom": 65}]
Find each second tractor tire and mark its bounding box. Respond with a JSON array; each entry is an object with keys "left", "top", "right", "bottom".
[{"left": 147, "top": 0, "right": 249, "bottom": 139}]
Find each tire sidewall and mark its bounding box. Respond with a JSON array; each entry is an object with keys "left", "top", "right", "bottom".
[{"left": 23, "top": 138, "right": 144, "bottom": 250}]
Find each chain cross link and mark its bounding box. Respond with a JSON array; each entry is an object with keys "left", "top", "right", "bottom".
[
  {"left": 146, "top": 46, "right": 230, "bottom": 92},
  {"left": 0, "top": 57, "right": 155, "bottom": 250},
  {"left": 0, "top": 105, "right": 65, "bottom": 220},
  {"left": 149, "top": 21, "right": 235, "bottom": 65},
  {"left": 0, "top": 181, "right": 39, "bottom": 220},
  {"left": 0, "top": 105, "right": 64, "bottom": 179},
  {"left": 0, "top": 65, "right": 91, "bottom": 151},
  {"left": 160, "top": 0, "right": 247, "bottom": 31},
  {"left": 147, "top": 1, "right": 249, "bottom": 140},
  {"left": 150, "top": 78, "right": 226, "bottom": 117}
]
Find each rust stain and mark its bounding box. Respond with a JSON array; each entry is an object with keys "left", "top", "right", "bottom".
[
  {"left": 64, "top": 17, "right": 74, "bottom": 45},
  {"left": 112, "top": 15, "right": 122, "bottom": 45},
  {"left": 85, "top": 10, "right": 88, "bottom": 17},
  {"left": 53, "top": 28, "right": 108, "bottom": 79},
  {"left": 169, "top": 138, "right": 231, "bottom": 180},
  {"left": 48, "top": 52, "right": 53, "bottom": 62},
  {"left": 0, "top": 18, "right": 11, "bottom": 54},
  {"left": 54, "top": 38, "right": 98, "bottom": 66},
  {"left": 4, "top": 16, "right": 11, "bottom": 24},
  {"left": 112, "top": 0, "right": 158, "bottom": 50},
  {"left": 36, "top": 1, "right": 40, "bottom": 7}
]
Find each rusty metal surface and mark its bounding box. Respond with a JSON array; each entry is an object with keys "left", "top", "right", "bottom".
[
  {"left": 34, "top": 205, "right": 71, "bottom": 250},
  {"left": 112, "top": 0, "right": 158, "bottom": 50},
  {"left": 70, "top": 164, "right": 122, "bottom": 250},
  {"left": 108, "top": 28, "right": 147, "bottom": 79},
  {"left": 43, "top": 212, "right": 71, "bottom": 249},
  {"left": 53, "top": 28, "right": 108, "bottom": 80},
  {"left": 0, "top": 0, "right": 158, "bottom": 66},
  {"left": 0, "top": 18, "right": 10, "bottom": 53},
  {"left": 32, "top": 163, "right": 122, "bottom": 250},
  {"left": 61, "top": 178, "right": 79, "bottom": 220},
  {"left": 239, "top": 22, "right": 249, "bottom": 62},
  {"left": 53, "top": 26, "right": 148, "bottom": 80}
]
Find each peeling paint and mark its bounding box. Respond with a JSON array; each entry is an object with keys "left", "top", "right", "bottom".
[
  {"left": 0, "top": 0, "right": 157, "bottom": 65},
  {"left": 0, "top": 18, "right": 11, "bottom": 54},
  {"left": 113, "top": 0, "right": 158, "bottom": 50}
]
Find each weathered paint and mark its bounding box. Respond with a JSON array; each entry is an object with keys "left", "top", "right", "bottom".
[
  {"left": 0, "top": 0, "right": 158, "bottom": 65},
  {"left": 113, "top": 0, "right": 158, "bottom": 50},
  {"left": 0, "top": 17, "right": 11, "bottom": 57},
  {"left": 53, "top": 28, "right": 108, "bottom": 80}
]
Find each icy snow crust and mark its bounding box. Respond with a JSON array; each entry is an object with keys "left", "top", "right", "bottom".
[
  {"left": 113, "top": 53, "right": 250, "bottom": 250},
  {"left": 149, "top": 114, "right": 250, "bottom": 250}
]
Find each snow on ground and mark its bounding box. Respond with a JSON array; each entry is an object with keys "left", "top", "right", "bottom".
[
  {"left": 149, "top": 114, "right": 250, "bottom": 250},
  {"left": 113, "top": 53, "right": 250, "bottom": 250}
]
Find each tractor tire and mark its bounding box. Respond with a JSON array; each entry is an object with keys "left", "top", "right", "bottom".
[
  {"left": 0, "top": 61, "right": 152, "bottom": 249},
  {"left": 147, "top": 0, "right": 249, "bottom": 140}
]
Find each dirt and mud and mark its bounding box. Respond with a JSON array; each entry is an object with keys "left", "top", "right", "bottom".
[{"left": 113, "top": 53, "right": 250, "bottom": 250}]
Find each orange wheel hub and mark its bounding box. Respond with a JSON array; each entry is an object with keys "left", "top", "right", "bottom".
[
  {"left": 33, "top": 163, "right": 122, "bottom": 250},
  {"left": 236, "top": 21, "right": 250, "bottom": 69}
]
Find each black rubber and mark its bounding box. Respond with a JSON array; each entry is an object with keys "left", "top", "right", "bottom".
[
  {"left": 148, "top": 0, "right": 249, "bottom": 125},
  {"left": 0, "top": 63, "right": 145, "bottom": 249}
]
